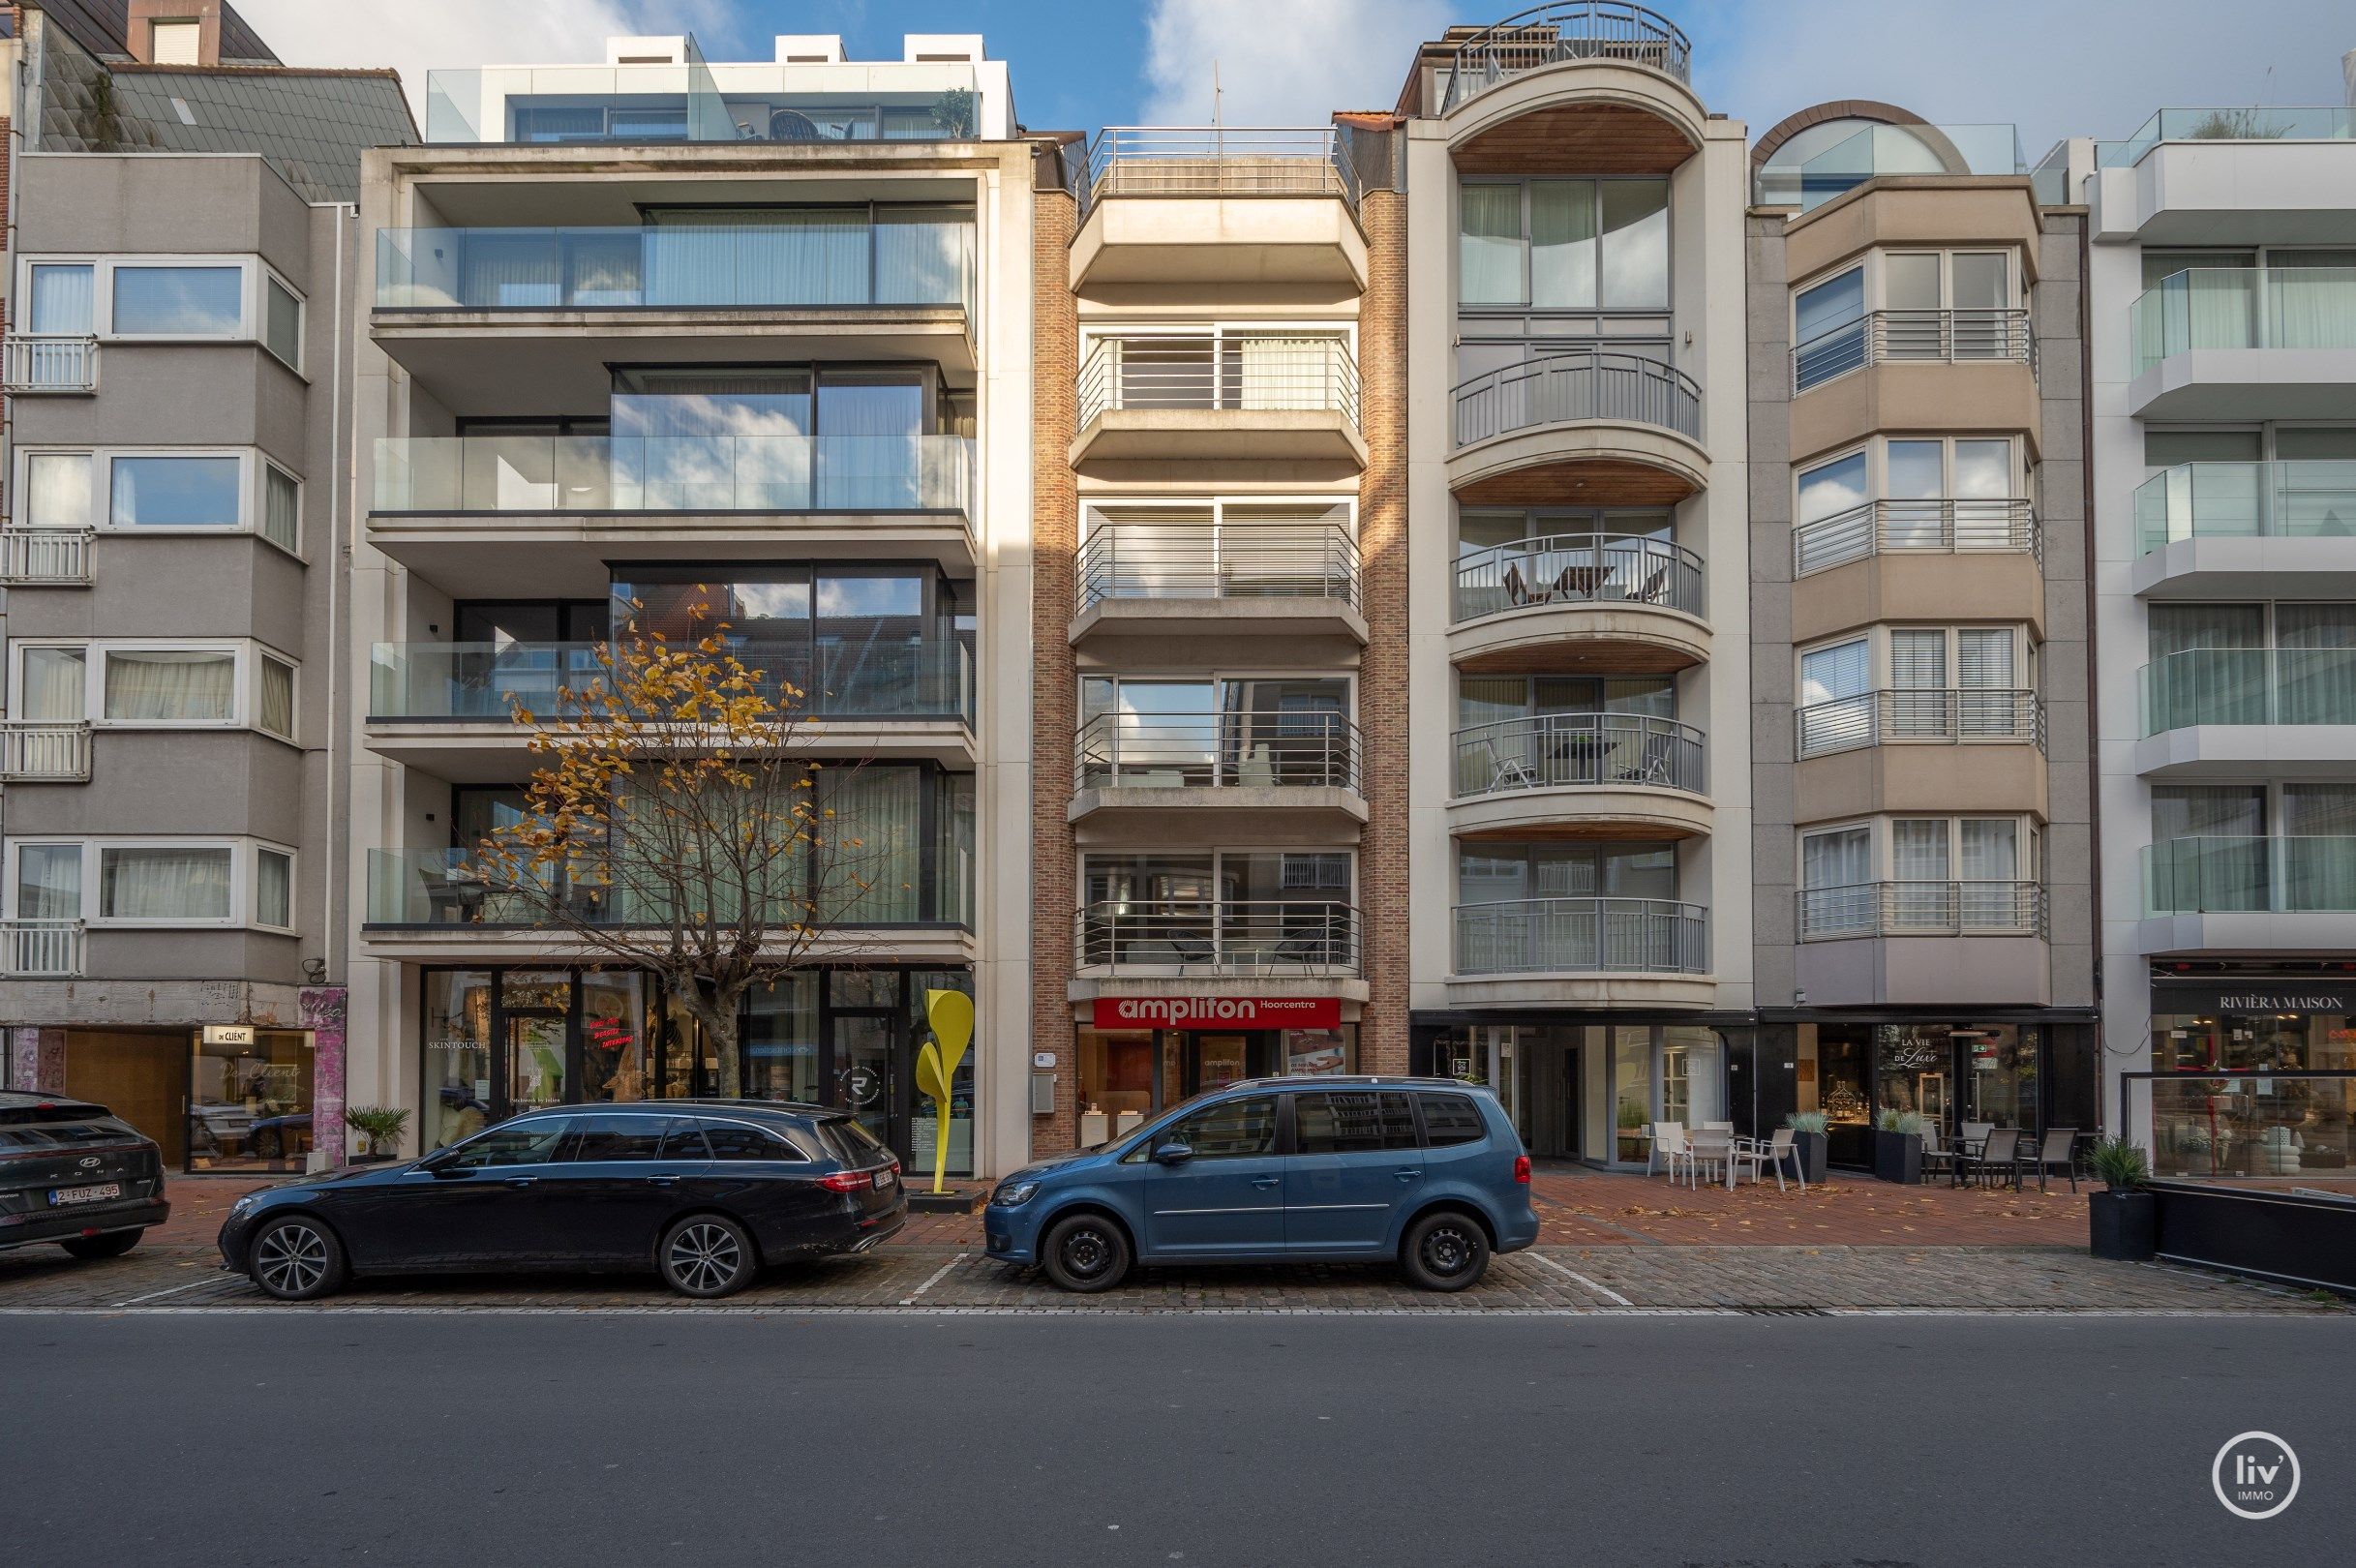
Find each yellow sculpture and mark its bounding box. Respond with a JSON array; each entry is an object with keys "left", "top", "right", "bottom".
[{"left": 916, "top": 988, "right": 974, "bottom": 1194}]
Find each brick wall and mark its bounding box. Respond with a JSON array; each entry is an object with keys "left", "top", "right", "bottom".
[
  {"left": 1356, "top": 185, "right": 1410, "bottom": 1072},
  {"left": 1029, "top": 164, "right": 1081, "bottom": 1156}
]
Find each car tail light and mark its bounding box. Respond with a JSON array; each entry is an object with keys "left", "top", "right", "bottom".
[
  {"left": 1513, "top": 1155, "right": 1531, "bottom": 1184},
  {"left": 820, "top": 1168, "right": 889, "bottom": 1193}
]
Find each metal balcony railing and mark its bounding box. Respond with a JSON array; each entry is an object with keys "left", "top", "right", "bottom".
[
  {"left": 1076, "top": 333, "right": 1361, "bottom": 428},
  {"left": 1796, "top": 689, "right": 2044, "bottom": 758},
  {"left": 1075, "top": 898, "right": 1359, "bottom": 975},
  {"left": 2139, "top": 648, "right": 2356, "bottom": 735},
  {"left": 1453, "top": 712, "right": 1703, "bottom": 798},
  {"left": 1077, "top": 127, "right": 1359, "bottom": 212},
  {"left": 1, "top": 335, "right": 99, "bottom": 393},
  {"left": 1, "top": 920, "right": 85, "bottom": 977},
  {"left": 1077, "top": 520, "right": 1359, "bottom": 610},
  {"left": 369, "top": 636, "right": 976, "bottom": 725},
  {"left": 1453, "top": 349, "right": 1702, "bottom": 444},
  {"left": 1452, "top": 531, "right": 1703, "bottom": 622},
  {"left": 1793, "top": 498, "right": 2039, "bottom": 577},
  {"left": 0, "top": 722, "right": 94, "bottom": 781},
  {"left": 1453, "top": 896, "right": 1707, "bottom": 975},
  {"left": 1076, "top": 710, "right": 1361, "bottom": 793},
  {"left": 1793, "top": 309, "right": 2035, "bottom": 393},
  {"left": 2143, "top": 835, "right": 2356, "bottom": 916},
  {"left": 1797, "top": 881, "right": 2046, "bottom": 940},
  {"left": 2130, "top": 267, "right": 2356, "bottom": 375},
  {"left": 2133, "top": 461, "right": 2356, "bottom": 556},
  {"left": 0, "top": 528, "right": 95, "bottom": 585},
  {"left": 1438, "top": 4, "right": 1693, "bottom": 108},
  {"left": 373, "top": 435, "right": 973, "bottom": 516}
]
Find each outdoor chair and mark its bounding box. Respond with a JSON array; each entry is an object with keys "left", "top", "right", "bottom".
[
  {"left": 1501, "top": 561, "right": 1540, "bottom": 608},
  {"left": 1477, "top": 737, "right": 1540, "bottom": 794},
  {"left": 2024, "top": 1128, "right": 2079, "bottom": 1192},
  {"left": 1919, "top": 1125, "right": 1957, "bottom": 1185},
  {"left": 1630, "top": 732, "right": 1676, "bottom": 787},
  {"left": 1685, "top": 1128, "right": 1733, "bottom": 1190},
  {"left": 1649, "top": 1121, "right": 1688, "bottom": 1180},
  {"left": 1730, "top": 1127, "right": 1803, "bottom": 1192},
  {"left": 1959, "top": 1127, "right": 2022, "bottom": 1191}
]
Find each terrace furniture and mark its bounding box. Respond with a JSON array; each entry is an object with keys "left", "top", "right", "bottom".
[
  {"left": 1478, "top": 736, "right": 1540, "bottom": 793},
  {"left": 1958, "top": 1127, "right": 2023, "bottom": 1191},
  {"left": 1686, "top": 1128, "right": 1733, "bottom": 1190},
  {"left": 2024, "top": 1128, "right": 2080, "bottom": 1191},
  {"left": 1920, "top": 1125, "right": 1958, "bottom": 1185},
  {"left": 1648, "top": 1121, "right": 1688, "bottom": 1179},
  {"left": 1730, "top": 1127, "right": 1805, "bottom": 1192}
]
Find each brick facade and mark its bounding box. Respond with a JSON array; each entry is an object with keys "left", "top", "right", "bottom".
[{"left": 1355, "top": 184, "right": 1411, "bottom": 1072}]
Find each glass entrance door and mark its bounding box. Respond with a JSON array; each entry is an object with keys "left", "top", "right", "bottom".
[
  {"left": 830, "top": 1011, "right": 899, "bottom": 1153},
  {"left": 506, "top": 1015, "right": 568, "bottom": 1115}
]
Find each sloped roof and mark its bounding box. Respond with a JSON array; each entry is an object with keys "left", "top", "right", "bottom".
[
  {"left": 33, "top": 0, "right": 279, "bottom": 64},
  {"left": 104, "top": 66, "right": 417, "bottom": 202}
]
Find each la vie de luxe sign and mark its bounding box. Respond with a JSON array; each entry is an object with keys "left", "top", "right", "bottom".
[{"left": 1091, "top": 996, "right": 1342, "bottom": 1030}]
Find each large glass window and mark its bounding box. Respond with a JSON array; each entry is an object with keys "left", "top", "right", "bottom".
[
  {"left": 1458, "top": 179, "right": 1668, "bottom": 310},
  {"left": 109, "top": 455, "right": 243, "bottom": 528},
  {"left": 188, "top": 1029, "right": 314, "bottom": 1173},
  {"left": 28, "top": 263, "right": 95, "bottom": 334},
  {"left": 743, "top": 972, "right": 820, "bottom": 1101},
  {"left": 102, "top": 649, "right": 236, "bottom": 722},
  {"left": 423, "top": 972, "right": 495, "bottom": 1151},
  {"left": 1794, "top": 265, "right": 1866, "bottom": 389},
  {"left": 97, "top": 846, "right": 232, "bottom": 920},
  {"left": 110, "top": 265, "right": 243, "bottom": 335}
]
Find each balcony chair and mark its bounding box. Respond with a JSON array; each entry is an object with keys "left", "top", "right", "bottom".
[
  {"left": 1630, "top": 564, "right": 1673, "bottom": 607},
  {"left": 1501, "top": 560, "right": 1541, "bottom": 608},
  {"left": 1629, "top": 732, "right": 1676, "bottom": 788},
  {"left": 1477, "top": 737, "right": 1540, "bottom": 794}
]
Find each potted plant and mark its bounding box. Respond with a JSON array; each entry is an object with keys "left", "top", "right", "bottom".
[
  {"left": 345, "top": 1105, "right": 411, "bottom": 1164},
  {"left": 930, "top": 88, "right": 976, "bottom": 138},
  {"left": 2087, "top": 1136, "right": 2157, "bottom": 1261},
  {"left": 1784, "top": 1111, "right": 1829, "bottom": 1186},
  {"left": 1871, "top": 1108, "right": 1924, "bottom": 1185}
]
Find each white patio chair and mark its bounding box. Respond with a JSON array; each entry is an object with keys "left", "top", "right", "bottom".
[
  {"left": 1649, "top": 1121, "right": 1688, "bottom": 1179},
  {"left": 1730, "top": 1127, "right": 1803, "bottom": 1192},
  {"left": 1478, "top": 737, "right": 1540, "bottom": 793},
  {"left": 1686, "top": 1128, "right": 1733, "bottom": 1190}
]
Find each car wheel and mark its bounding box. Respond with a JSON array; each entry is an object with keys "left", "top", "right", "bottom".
[
  {"left": 252, "top": 1129, "right": 281, "bottom": 1161},
  {"left": 659, "top": 1215, "right": 756, "bottom": 1299},
  {"left": 59, "top": 1229, "right": 142, "bottom": 1261},
  {"left": 249, "top": 1215, "right": 347, "bottom": 1301},
  {"left": 1040, "top": 1213, "right": 1131, "bottom": 1293},
  {"left": 1400, "top": 1210, "right": 1491, "bottom": 1292}
]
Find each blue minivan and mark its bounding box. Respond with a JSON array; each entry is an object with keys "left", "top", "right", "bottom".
[{"left": 984, "top": 1076, "right": 1538, "bottom": 1292}]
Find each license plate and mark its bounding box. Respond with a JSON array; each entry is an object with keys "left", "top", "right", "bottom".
[
  {"left": 49, "top": 1183, "right": 121, "bottom": 1207},
  {"left": 874, "top": 1168, "right": 895, "bottom": 1190}
]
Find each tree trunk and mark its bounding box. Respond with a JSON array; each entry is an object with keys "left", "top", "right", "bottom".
[{"left": 669, "top": 979, "right": 743, "bottom": 1097}]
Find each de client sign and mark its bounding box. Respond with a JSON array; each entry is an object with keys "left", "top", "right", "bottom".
[{"left": 1092, "top": 996, "right": 1342, "bottom": 1030}]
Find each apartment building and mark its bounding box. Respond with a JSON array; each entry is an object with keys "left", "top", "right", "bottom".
[
  {"left": 0, "top": 1, "right": 412, "bottom": 1172},
  {"left": 2071, "top": 78, "right": 2356, "bottom": 1181},
  {"left": 1389, "top": 10, "right": 1757, "bottom": 1164},
  {"left": 344, "top": 34, "right": 1035, "bottom": 1174},
  {"left": 1742, "top": 106, "right": 2100, "bottom": 1164},
  {"left": 1029, "top": 118, "right": 1405, "bottom": 1152}
]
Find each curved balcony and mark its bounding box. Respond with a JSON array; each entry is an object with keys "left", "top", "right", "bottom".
[
  {"left": 2131, "top": 461, "right": 2356, "bottom": 596},
  {"left": 1072, "top": 517, "right": 1363, "bottom": 644},
  {"left": 1450, "top": 352, "right": 1704, "bottom": 501},
  {"left": 1449, "top": 894, "right": 1710, "bottom": 1008},
  {"left": 1449, "top": 713, "right": 1708, "bottom": 839},
  {"left": 1075, "top": 897, "right": 1358, "bottom": 978},
  {"left": 1449, "top": 533, "right": 1707, "bottom": 674},
  {"left": 1071, "top": 709, "right": 1367, "bottom": 841},
  {"left": 1436, "top": 9, "right": 1702, "bottom": 178},
  {"left": 1441, "top": 5, "right": 1691, "bottom": 108},
  {"left": 1073, "top": 331, "right": 1363, "bottom": 467}
]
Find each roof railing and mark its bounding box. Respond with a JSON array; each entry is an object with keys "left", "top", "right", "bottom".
[{"left": 1439, "top": 4, "right": 1693, "bottom": 110}]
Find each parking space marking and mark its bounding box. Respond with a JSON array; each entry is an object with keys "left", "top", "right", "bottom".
[
  {"left": 1520, "top": 1251, "right": 1637, "bottom": 1306},
  {"left": 113, "top": 1277, "right": 223, "bottom": 1307},
  {"left": 898, "top": 1252, "right": 968, "bottom": 1306}
]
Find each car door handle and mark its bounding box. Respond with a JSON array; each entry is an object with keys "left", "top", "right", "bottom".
[
  {"left": 502, "top": 1175, "right": 538, "bottom": 1188},
  {"left": 1253, "top": 1176, "right": 1280, "bottom": 1190},
  {"left": 644, "top": 1174, "right": 680, "bottom": 1187},
  {"left": 1395, "top": 1169, "right": 1422, "bottom": 1182}
]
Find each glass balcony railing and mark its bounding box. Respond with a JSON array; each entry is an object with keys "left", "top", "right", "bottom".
[
  {"left": 376, "top": 218, "right": 975, "bottom": 313},
  {"left": 2143, "top": 836, "right": 2356, "bottom": 916},
  {"left": 424, "top": 64, "right": 985, "bottom": 145},
  {"left": 2130, "top": 268, "right": 2356, "bottom": 376},
  {"left": 2095, "top": 106, "right": 2356, "bottom": 168},
  {"left": 373, "top": 435, "right": 973, "bottom": 516},
  {"left": 1453, "top": 896, "right": 1707, "bottom": 976},
  {"left": 2139, "top": 648, "right": 2356, "bottom": 735},
  {"left": 2133, "top": 461, "right": 2356, "bottom": 555},
  {"left": 1437, "top": 5, "right": 1693, "bottom": 108},
  {"left": 365, "top": 847, "right": 972, "bottom": 929},
  {"left": 1764, "top": 122, "right": 2037, "bottom": 209},
  {"left": 369, "top": 637, "right": 975, "bottom": 725}
]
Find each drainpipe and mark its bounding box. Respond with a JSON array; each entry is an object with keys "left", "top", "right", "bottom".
[{"left": 321, "top": 201, "right": 352, "bottom": 985}]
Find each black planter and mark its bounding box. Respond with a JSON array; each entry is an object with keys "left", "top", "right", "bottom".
[
  {"left": 1790, "top": 1129, "right": 1828, "bottom": 1186},
  {"left": 2089, "top": 1189, "right": 2158, "bottom": 1261},
  {"left": 1871, "top": 1130, "right": 1923, "bottom": 1185}
]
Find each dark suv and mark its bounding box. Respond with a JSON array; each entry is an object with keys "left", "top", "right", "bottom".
[
  {"left": 218, "top": 1101, "right": 905, "bottom": 1300},
  {"left": 0, "top": 1093, "right": 169, "bottom": 1260}
]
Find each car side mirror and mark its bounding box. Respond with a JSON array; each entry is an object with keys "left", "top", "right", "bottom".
[{"left": 1152, "top": 1141, "right": 1193, "bottom": 1165}]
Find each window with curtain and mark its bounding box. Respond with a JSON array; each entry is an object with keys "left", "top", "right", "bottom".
[
  {"left": 815, "top": 372, "right": 925, "bottom": 508},
  {"left": 459, "top": 231, "right": 561, "bottom": 308},
  {"left": 264, "top": 278, "right": 302, "bottom": 368},
  {"left": 1599, "top": 180, "right": 1669, "bottom": 309},
  {"left": 18, "top": 648, "right": 88, "bottom": 722},
  {"left": 110, "top": 455, "right": 242, "bottom": 528},
  {"left": 24, "top": 452, "right": 92, "bottom": 529},
  {"left": 103, "top": 649, "right": 236, "bottom": 722},
  {"left": 28, "top": 264, "right": 95, "bottom": 334},
  {"left": 257, "top": 849, "right": 293, "bottom": 929},
  {"left": 263, "top": 466, "right": 300, "bottom": 553},
  {"left": 15, "top": 844, "right": 82, "bottom": 920},
  {"left": 2151, "top": 787, "right": 2264, "bottom": 914},
  {"left": 644, "top": 208, "right": 869, "bottom": 307},
  {"left": 1958, "top": 818, "right": 2021, "bottom": 924},
  {"left": 1458, "top": 179, "right": 1667, "bottom": 311},
  {"left": 112, "top": 266, "right": 243, "bottom": 335},
  {"left": 2283, "top": 783, "right": 2356, "bottom": 912},
  {"left": 874, "top": 206, "right": 972, "bottom": 305},
  {"left": 820, "top": 765, "right": 924, "bottom": 922},
  {"left": 1530, "top": 180, "right": 1598, "bottom": 308},
  {"left": 1892, "top": 819, "right": 1950, "bottom": 880},
  {"left": 2149, "top": 603, "right": 2268, "bottom": 728},
  {"left": 1798, "top": 638, "right": 1870, "bottom": 753},
  {"left": 2269, "top": 250, "right": 2356, "bottom": 351},
  {"left": 1800, "top": 827, "right": 1871, "bottom": 935},
  {"left": 1957, "top": 627, "right": 2019, "bottom": 737},
  {"left": 1794, "top": 266, "right": 1865, "bottom": 389},
  {"left": 99, "top": 845, "right": 233, "bottom": 920},
  {"left": 1458, "top": 184, "right": 1523, "bottom": 307},
  {"left": 258, "top": 656, "right": 296, "bottom": 740}
]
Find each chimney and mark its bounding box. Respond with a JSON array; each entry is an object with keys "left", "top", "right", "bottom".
[{"left": 127, "top": 0, "right": 223, "bottom": 67}]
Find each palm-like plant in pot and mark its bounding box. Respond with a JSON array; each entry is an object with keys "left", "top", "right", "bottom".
[{"left": 2087, "top": 1136, "right": 2157, "bottom": 1261}]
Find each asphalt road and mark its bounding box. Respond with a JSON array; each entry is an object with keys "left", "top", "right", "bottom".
[{"left": 4, "top": 1313, "right": 2348, "bottom": 1567}]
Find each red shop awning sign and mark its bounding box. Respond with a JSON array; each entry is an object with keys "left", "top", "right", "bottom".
[{"left": 1092, "top": 996, "right": 1342, "bottom": 1030}]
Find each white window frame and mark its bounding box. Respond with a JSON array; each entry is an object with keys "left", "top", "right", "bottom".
[
  {"left": 1796, "top": 625, "right": 2038, "bottom": 702},
  {"left": 3, "top": 835, "right": 299, "bottom": 932},
  {"left": 12, "top": 254, "right": 305, "bottom": 370},
  {"left": 1796, "top": 437, "right": 2027, "bottom": 520},
  {"left": 1078, "top": 669, "right": 1358, "bottom": 720},
  {"left": 6, "top": 637, "right": 299, "bottom": 739},
  {"left": 1792, "top": 247, "right": 2027, "bottom": 328},
  {"left": 11, "top": 445, "right": 304, "bottom": 556},
  {"left": 1077, "top": 494, "right": 1359, "bottom": 544},
  {"left": 1076, "top": 318, "right": 1361, "bottom": 365}
]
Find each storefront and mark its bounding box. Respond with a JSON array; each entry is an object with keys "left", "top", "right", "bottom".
[
  {"left": 1409, "top": 1015, "right": 1748, "bottom": 1167},
  {"left": 2140, "top": 977, "right": 2356, "bottom": 1182},
  {"left": 1073, "top": 996, "right": 1356, "bottom": 1147},
  {"left": 418, "top": 964, "right": 976, "bottom": 1175},
  {"left": 1771, "top": 1014, "right": 2098, "bottom": 1169},
  {"left": 6, "top": 1022, "right": 318, "bottom": 1174}
]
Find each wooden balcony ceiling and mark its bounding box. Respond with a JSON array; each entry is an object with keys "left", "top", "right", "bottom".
[
  {"left": 1456, "top": 640, "right": 1700, "bottom": 677},
  {"left": 1456, "top": 819, "right": 1706, "bottom": 843},
  {"left": 1452, "top": 104, "right": 1697, "bottom": 177},
  {"left": 1454, "top": 458, "right": 1698, "bottom": 507}
]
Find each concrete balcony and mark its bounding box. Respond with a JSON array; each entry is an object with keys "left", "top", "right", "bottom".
[
  {"left": 1794, "top": 882, "right": 2049, "bottom": 1008},
  {"left": 1073, "top": 898, "right": 1359, "bottom": 980},
  {"left": 1446, "top": 895, "right": 1712, "bottom": 1010},
  {"left": 369, "top": 435, "right": 976, "bottom": 597},
  {"left": 2138, "top": 834, "right": 2356, "bottom": 955},
  {"left": 1069, "top": 710, "right": 1367, "bottom": 844},
  {"left": 1448, "top": 712, "right": 1708, "bottom": 840},
  {"left": 1071, "top": 519, "right": 1365, "bottom": 648},
  {"left": 2128, "top": 267, "right": 2356, "bottom": 420},
  {"left": 1449, "top": 533, "right": 1707, "bottom": 675},
  {"left": 1071, "top": 333, "right": 1364, "bottom": 468},
  {"left": 2135, "top": 649, "right": 2356, "bottom": 779},
  {"left": 1447, "top": 352, "right": 1706, "bottom": 508},
  {"left": 2091, "top": 111, "right": 2356, "bottom": 244},
  {"left": 2131, "top": 461, "right": 2356, "bottom": 597},
  {"left": 0, "top": 722, "right": 94, "bottom": 783},
  {"left": 1069, "top": 128, "right": 1367, "bottom": 288}
]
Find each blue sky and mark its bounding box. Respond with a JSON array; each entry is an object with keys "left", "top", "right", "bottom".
[{"left": 246, "top": 0, "right": 2354, "bottom": 158}]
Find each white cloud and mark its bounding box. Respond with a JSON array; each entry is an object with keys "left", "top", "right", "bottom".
[
  {"left": 233, "top": 0, "right": 752, "bottom": 124},
  {"left": 1139, "top": 0, "right": 1449, "bottom": 125}
]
